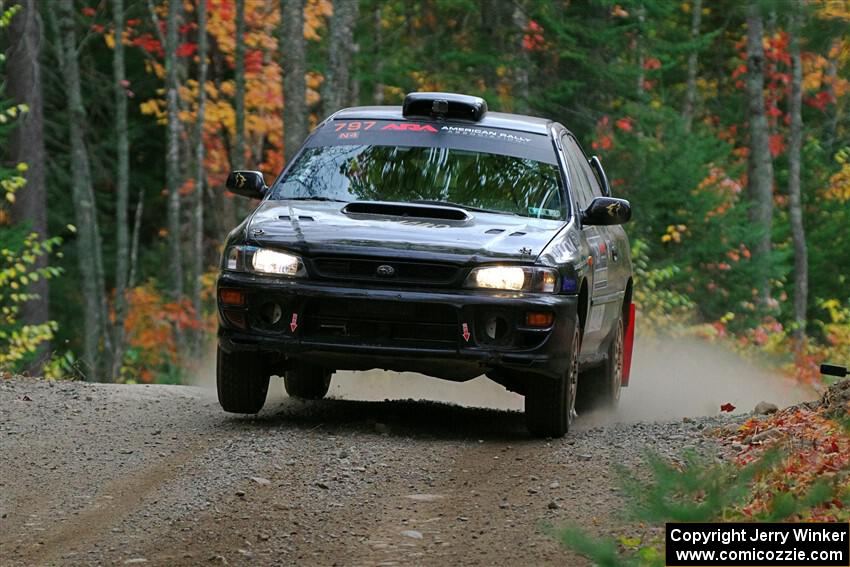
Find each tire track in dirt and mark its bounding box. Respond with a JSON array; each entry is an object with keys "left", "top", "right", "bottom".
[{"left": 2, "top": 441, "right": 209, "bottom": 566}]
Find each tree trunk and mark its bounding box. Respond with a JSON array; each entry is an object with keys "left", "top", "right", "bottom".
[
  {"left": 322, "top": 0, "right": 359, "bottom": 114},
  {"left": 191, "top": 0, "right": 209, "bottom": 353},
  {"left": 635, "top": 4, "right": 645, "bottom": 99},
  {"left": 787, "top": 3, "right": 808, "bottom": 341},
  {"left": 280, "top": 0, "right": 307, "bottom": 163},
  {"left": 6, "top": 0, "right": 49, "bottom": 371},
  {"left": 371, "top": 5, "right": 383, "bottom": 105},
  {"left": 512, "top": 3, "right": 530, "bottom": 114},
  {"left": 825, "top": 39, "right": 840, "bottom": 154},
  {"left": 111, "top": 0, "right": 130, "bottom": 380},
  {"left": 682, "top": 0, "right": 702, "bottom": 133},
  {"left": 745, "top": 1, "right": 774, "bottom": 305},
  {"left": 58, "top": 0, "right": 110, "bottom": 381},
  {"left": 165, "top": 0, "right": 183, "bottom": 302},
  {"left": 128, "top": 187, "right": 144, "bottom": 289},
  {"left": 234, "top": 0, "right": 245, "bottom": 170}
]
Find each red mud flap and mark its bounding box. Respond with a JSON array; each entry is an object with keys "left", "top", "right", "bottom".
[{"left": 621, "top": 303, "right": 636, "bottom": 387}]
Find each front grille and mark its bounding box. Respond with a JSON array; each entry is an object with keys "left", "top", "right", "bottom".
[
  {"left": 312, "top": 257, "right": 461, "bottom": 286},
  {"left": 303, "top": 298, "right": 457, "bottom": 347}
]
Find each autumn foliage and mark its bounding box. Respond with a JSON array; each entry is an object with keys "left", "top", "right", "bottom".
[{"left": 721, "top": 380, "right": 850, "bottom": 522}]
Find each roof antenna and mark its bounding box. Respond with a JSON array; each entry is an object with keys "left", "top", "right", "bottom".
[{"left": 431, "top": 99, "right": 449, "bottom": 120}]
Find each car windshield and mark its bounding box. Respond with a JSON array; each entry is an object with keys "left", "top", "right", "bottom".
[{"left": 270, "top": 145, "right": 566, "bottom": 220}]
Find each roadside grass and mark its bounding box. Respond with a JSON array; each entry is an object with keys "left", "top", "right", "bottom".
[{"left": 555, "top": 379, "right": 850, "bottom": 566}]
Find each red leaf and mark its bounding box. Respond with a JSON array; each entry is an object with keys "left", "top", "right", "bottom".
[
  {"left": 131, "top": 34, "right": 163, "bottom": 57},
  {"left": 768, "top": 133, "right": 785, "bottom": 157},
  {"left": 720, "top": 403, "right": 736, "bottom": 412},
  {"left": 176, "top": 42, "right": 197, "bottom": 58},
  {"left": 804, "top": 91, "right": 834, "bottom": 111},
  {"left": 643, "top": 57, "right": 661, "bottom": 71},
  {"left": 731, "top": 63, "right": 747, "bottom": 80},
  {"left": 245, "top": 50, "right": 264, "bottom": 73}
]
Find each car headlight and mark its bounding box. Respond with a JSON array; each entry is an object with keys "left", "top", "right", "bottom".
[
  {"left": 465, "top": 266, "right": 558, "bottom": 293},
  {"left": 223, "top": 245, "right": 306, "bottom": 277}
]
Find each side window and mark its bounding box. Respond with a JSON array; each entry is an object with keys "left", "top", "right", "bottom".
[
  {"left": 566, "top": 136, "right": 604, "bottom": 199},
  {"left": 561, "top": 134, "right": 594, "bottom": 210}
]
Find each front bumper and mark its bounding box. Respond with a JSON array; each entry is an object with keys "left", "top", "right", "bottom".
[{"left": 217, "top": 272, "right": 579, "bottom": 380}]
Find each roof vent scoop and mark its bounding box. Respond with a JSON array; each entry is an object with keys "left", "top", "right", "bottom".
[{"left": 402, "top": 92, "right": 487, "bottom": 122}]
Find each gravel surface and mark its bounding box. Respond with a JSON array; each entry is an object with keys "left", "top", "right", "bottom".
[{"left": 0, "top": 377, "right": 740, "bottom": 566}]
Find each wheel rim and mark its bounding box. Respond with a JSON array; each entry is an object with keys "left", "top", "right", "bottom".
[
  {"left": 611, "top": 320, "right": 623, "bottom": 402},
  {"left": 568, "top": 328, "right": 579, "bottom": 422}
]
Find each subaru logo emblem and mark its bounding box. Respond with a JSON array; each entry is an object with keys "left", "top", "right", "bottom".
[{"left": 376, "top": 264, "right": 395, "bottom": 277}]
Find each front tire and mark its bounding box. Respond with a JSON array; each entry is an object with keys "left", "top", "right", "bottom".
[
  {"left": 525, "top": 324, "right": 579, "bottom": 438},
  {"left": 576, "top": 315, "right": 623, "bottom": 412},
  {"left": 284, "top": 362, "right": 332, "bottom": 400},
  {"left": 217, "top": 346, "right": 270, "bottom": 414}
]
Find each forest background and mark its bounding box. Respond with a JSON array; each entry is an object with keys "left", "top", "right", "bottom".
[{"left": 1, "top": 0, "right": 849, "bottom": 386}]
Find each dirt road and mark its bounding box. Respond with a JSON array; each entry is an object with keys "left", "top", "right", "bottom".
[{"left": 0, "top": 338, "right": 812, "bottom": 566}]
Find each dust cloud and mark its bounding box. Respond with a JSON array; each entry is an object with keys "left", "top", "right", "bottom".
[
  {"left": 191, "top": 335, "right": 817, "bottom": 422},
  {"left": 605, "top": 335, "right": 815, "bottom": 422}
]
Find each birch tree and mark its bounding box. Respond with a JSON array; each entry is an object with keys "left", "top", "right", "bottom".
[
  {"left": 165, "top": 0, "right": 183, "bottom": 302},
  {"left": 57, "top": 0, "right": 111, "bottom": 381},
  {"left": 191, "top": 0, "right": 209, "bottom": 352},
  {"left": 6, "top": 0, "right": 48, "bottom": 370},
  {"left": 280, "top": 0, "right": 307, "bottom": 162},
  {"left": 323, "top": 0, "right": 359, "bottom": 113},
  {"left": 111, "top": 0, "right": 130, "bottom": 380},
  {"left": 745, "top": 1, "right": 775, "bottom": 305},
  {"left": 682, "top": 0, "right": 702, "bottom": 133},
  {"left": 234, "top": 0, "right": 245, "bottom": 170},
  {"left": 371, "top": 5, "right": 383, "bottom": 105},
  {"left": 787, "top": 2, "right": 808, "bottom": 340},
  {"left": 513, "top": 3, "right": 530, "bottom": 114}
]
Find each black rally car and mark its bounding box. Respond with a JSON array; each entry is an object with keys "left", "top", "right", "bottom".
[{"left": 216, "top": 92, "right": 635, "bottom": 437}]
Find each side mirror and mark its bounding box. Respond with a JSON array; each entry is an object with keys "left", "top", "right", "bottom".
[
  {"left": 226, "top": 170, "right": 267, "bottom": 199},
  {"left": 589, "top": 155, "right": 611, "bottom": 197},
  {"left": 582, "top": 196, "right": 631, "bottom": 226}
]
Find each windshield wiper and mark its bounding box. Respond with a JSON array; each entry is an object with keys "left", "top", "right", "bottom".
[
  {"left": 410, "top": 200, "right": 518, "bottom": 216},
  {"left": 286, "top": 196, "right": 349, "bottom": 203}
]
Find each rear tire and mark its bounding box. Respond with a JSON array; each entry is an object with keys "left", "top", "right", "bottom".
[
  {"left": 525, "top": 324, "right": 579, "bottom": 438},
  {"left": 216, "top": 346, "right": 270, "bottom": 414},
  {"left": 284, "top": 362, "right": 332, "bottom": 400},
  {"left": 576, "top": 316, "right": 623, "bottom": 412}
]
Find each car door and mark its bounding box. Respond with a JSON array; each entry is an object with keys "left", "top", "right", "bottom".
[
  {"left": 569, "top": 135, "right": 632, "bottom": 347},
  {"left": 560, "top": 134, "right": 610, "bottom": 356},
  {"left": 574, "top": 142, "right": 629, "bottom": 303}
]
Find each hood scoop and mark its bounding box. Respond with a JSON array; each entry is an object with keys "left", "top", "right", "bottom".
[
  {"left": 342, "top": 201, "right": 470, "bottom": 221},
  {"left": 279, "top": 214, "right": 315, "bottom": 222}
]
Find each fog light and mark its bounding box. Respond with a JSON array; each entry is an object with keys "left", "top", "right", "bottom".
[
  {"left": 484, "top": 315, "right": 508, "bottom": 340},
  {"left": 525, "top": 312, "right": 554, "bottom": 327},
  {"left": 260, "top": 302, "right": 283, "bottom": 325},
  {"left": 219, "top": 288, "right": 245, "bottom": 306}
]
